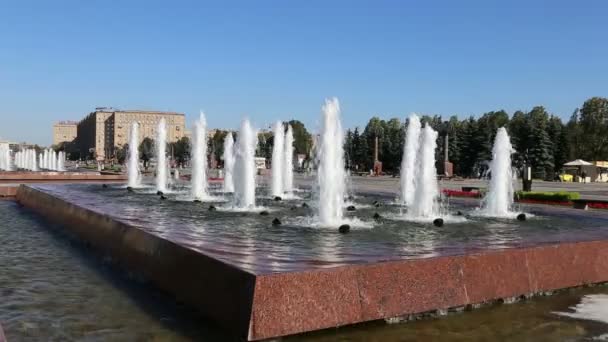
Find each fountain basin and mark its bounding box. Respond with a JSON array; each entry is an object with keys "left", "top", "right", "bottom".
[{"left": 14, "top": 184, "right": 608, "bottom": 340}]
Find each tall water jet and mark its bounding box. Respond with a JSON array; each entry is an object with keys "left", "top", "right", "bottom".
[
  {"left": 127, "top": 122, "right": 141, "bottom": 188},
  {"left": 409, "top": 125, "right": 440, "bottom": 219},
  {"left": 271, "top": 121, "right": 285, "bottom": 197},
  {"left": 222, "top": 132, "right": 235, "bottom": 193},
  {"left": 234, "top": 119, "right": 257, "bottom": 208},
  {"left": 482, "top": 127, "right": 515, "bottom": 216},
  {"left": 155, "top": 118, "right": 168, "bottom": 192},
  {"left": 31, "top": 149, "right": 38, "bottom": 171},
  {"left": 317, "top": 97, "right": 346, "bottom": 226},
  {"left": 0, "top": 144, "right": 11, "bottom": 171},
  {"left": 400, "top": 114, "right": 421, "bottom": 206},
  {"left": 51, "top": 150, "right": 57, "bottom": 171},
  {"left": 283, "top": 124, "right": 294, "bottom": 193},
  {"left": 191, "top": 112, "right": 209, "bottom": 200},
  {"left": 57, "top": 151, "right": 66, "bottom": 171}
]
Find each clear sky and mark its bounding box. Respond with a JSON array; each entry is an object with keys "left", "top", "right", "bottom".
[{"left": 1, "top": 0, "right": 607, "bottom": 145}]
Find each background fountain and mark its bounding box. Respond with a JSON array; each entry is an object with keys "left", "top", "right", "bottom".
[
  {"left": 271, "top": 121, "right": 285, "bottom": 197},
  {"left": 233, "top": 119, "right": 257, "bottom": 209},
  {"left": 223, "top": 133, "right": 235, "bottom": 193},
  {"left": 0, "top": 144, "right": 11, "bottom": 171},
  {"left": 482, "top": 127, "right": 515, "bottom": 217},
  {"left": 400, "top": 114, "right": 421, "bottom": 206},
  {"left": 156, "top": 118, "right": 168, "bottom": 193},
  {"left": 57, "top": 151, "right": 66, "bottom": 171},
  {"left": 409, "top": 125, "right": 440, "bottom": 219},
  {"left": 317, "top": 97, "right": 345, "bottom": 227},
  {"left": 191, "top": 112, "right": 209, "bottom": 200},
  {"left": 127, "top": 122, "right": 141, "bottom": 188},
  {"left": 283, "top": 124, "right": 294, "bottom": 193}
]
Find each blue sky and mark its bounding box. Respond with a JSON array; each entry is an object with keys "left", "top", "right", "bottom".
[{"left": 1, "top": 0, "right": 607, "bottom": 145}]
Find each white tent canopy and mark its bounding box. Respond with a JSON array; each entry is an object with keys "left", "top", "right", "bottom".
[{"left": 564, "top": 159, "right": 593, "bottom": 166}]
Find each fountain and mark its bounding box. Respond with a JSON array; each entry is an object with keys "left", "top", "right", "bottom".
[
  {"left": 30, "top": 149, "right": 38, "bottom": 171},
  {"left": 127, "top": 122, "right": 141, "bottom": 188},
  {"left": 223, "top": 132, "right": 235, "bottom": 193},
  {"left": 317, "top": 97, "right": 346, "bottom": 227},
  {"left": 0, "top": 144, "right": 11, "bottom": 171},
  {"left": 51, "top": 150, "right": 57, "bottom": 171},
  {"left": 481, "top": 127, "right": 515, "bottom": 217},
  {"left": 271, "top": 121, "right": 285, "bottom": 197},
  {"left": 233, "top": 118, "right": 257, "bottom": 209},
  {"left": 191, "top": 112, "right": 209, "bottom": 200},
  {"left": 57, "top": 151, "right": 66, "bottom": 171},
  {"left": 408, "top": 125, "right": 440, "bottom": 219},
  {"left": 400, "top": 114, "right": 421, "bottom": 206},
  {"left": 283, "top": 124, "right": 294, "bottom": 193},
  {"left": 156, "top": 118, "right": 168, "bottom": 193},
  {"left": 43, "top": 149, "right": 48, "bottom": 169}
]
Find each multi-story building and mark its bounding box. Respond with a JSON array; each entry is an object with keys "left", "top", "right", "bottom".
[
  {"left": 53, "top": 121, "right": 78, "bottom": 145},
  {"left": 76, "top": 107, "right": 186, "bottom": 160}
]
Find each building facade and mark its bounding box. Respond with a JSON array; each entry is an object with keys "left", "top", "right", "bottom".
[
  {"left": 76, "top": 108, "right": 185, "bottom": 160},
  {"left": 53, "top": 121, "right": 78, "bottom": 145}
]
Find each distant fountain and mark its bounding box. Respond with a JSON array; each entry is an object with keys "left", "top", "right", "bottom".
[
  {"left": 409, "top": 125, "right": 440, "bottom": 219},
  {"left": 271, "top": 121, "right": 285, "bottom": 197},
  {"left": 191, "top": 112, "right": 209, "bottom": 200},
  {"left": 42, "top": 149, "right": 48, "bottom": 169},
  {"left": 234, "top": 119, "right": 257, "bottom": 208},
  {"left": 0, "top": 144, "right": 11, "bottom": 171},
  {"left": 223, "top": 132, "right": 235, "bottom": 192},
  {"left": 317, "top": 97, "right": 346, "bottom": 226},
  {"left": 127, "top": 122, "right": 141, "bottom": 188},
  {"left": 51, "top": 150, "right": 57, "bottom": 171},
  {"left": 57, "top": 151, "right": 66, "bottom": 171},
  {"left": 155, "top": 118, "right": 168, "bottom": 192},
  {"left": 482, "top": 127, "right": 515, "bottom": 217},
  {"left": 30, "top": 149, "right": 38, "bottom": 171},
  {"left": 400, "top": 114, "right": 421, "bottom": 206},
  {"left": 283, "top": 124, "right": 294, "bottom": 193}
]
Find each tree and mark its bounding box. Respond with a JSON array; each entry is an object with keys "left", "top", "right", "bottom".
[
  {"left": 565, "top": 109, "right": 583, "bottom": 160},
  {"left": 139, "top": 137, "right": 154, "bottom": 170},
  {"left": 116, "top": 144, "right": 128, "bottom": 164},
  {"left": 286, "top": 120, "right": 312, "bottom": 156},
  {"left": 579, "top": 97, "right": 608, "bottom": 160},
  {"left": 170, "top": 136, "right": 190, "bottom": 167},
  {"left": 526, "top": 106, "right": 554, "bottom": 179}
]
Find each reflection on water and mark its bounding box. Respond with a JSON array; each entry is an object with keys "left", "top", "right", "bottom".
[
  {"left": 31, "top": 183, "right": 608, "bottom": 275},
  {"left": 0, "top": 200, "right": 225, "bottom": 341}
]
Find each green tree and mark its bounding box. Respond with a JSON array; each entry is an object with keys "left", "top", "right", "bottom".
[
  {"left": 286, "top": 120, "right": 312, "bottom": 156},
  {"left": 170, "top": 136, "right": 190, "bottom": 167},
  {"left": 526, "top": 106, "right": 554, "bottom": 179},
  {"left": 139, "top": 137, "right": 155, "bottom": 170},
  {"left": 579, "top": 97, "right": 608, "bottom": 160}
]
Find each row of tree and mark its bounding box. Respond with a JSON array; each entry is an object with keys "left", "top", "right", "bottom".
[{"left": 344, "top": 97, "right": 608, "bottom": 179}]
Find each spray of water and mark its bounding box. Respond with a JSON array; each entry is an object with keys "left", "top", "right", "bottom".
[
  {"left": 283, "top": 124, "right": 294, "bottom": 193},
  {"left": 234, "top": 119, "right": 257, "bottom": 208},
  {"left": 127, "top": 122, "right": 141, "bottom": 187},
  {"left": 317, "top": 97, "right": 346, "bottom": 226},
  {"left": 271, "top": 121, "right": 285, "bottom": 197},
  {"left": 57, "top": 151, "right": 66, "bottom": 171},
  {"left": 400, "top": 114, "right": 421, "bottom": 206},
  {"left": 482, "top": 127, "right": 515, "bottom": 217},
  {"left": 0, "top": 144, "right": 11, "bottom": 171},
  {"left": 409, "top": 125, "right": 440, "bottom": 218},
  {"left": 223, "top": 132, "right": 235, "bottom": 192},
  {"left": 155, "top": 118, "right": 168, "bottom": 192},
  {"left": 191, "top": 112, "right": 209, "bottom": 200}
]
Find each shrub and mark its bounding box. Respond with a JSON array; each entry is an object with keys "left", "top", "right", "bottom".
[{"left": 515, "top": 191, "right": 580, "bottom": 202}]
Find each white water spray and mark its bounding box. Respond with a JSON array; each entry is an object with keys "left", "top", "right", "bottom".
[
  {"left": 191, "top": 112, "right": 209, "bottom": 200},
  {"left": 409, "top": 125, "right": 440, "bottom": 218},
  {"left": 400, "top": 114, "right": 421, "bottom": 206},
  {"left": 317, "top": 97, "right": 346, "bottom": 226},
  {"left": 156, "top": 118, "right": 168, "bottom": 192},
  {"left": 234, "top": 119, "right": 257, "bottom": 208},
  {"left": 482, "top": 127, "right": 515, "bottom": 217},
  {"left": 223, "top": 132, "right": 235, "bottom": 193},
  {"left": 283, "top": 124, "right": 294, "bottom": 193},
  {"left": 0, "top": 144, "right": 11, "bottom": 171},
  {"left": 271, "top": 121, "right": 285, "bottom": 197},
  {"left": 57, "top": 151, "right": 66, "bottom": 171},
  {"left": 127, "top": 122, "right": 141, "bottom": 187}
]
